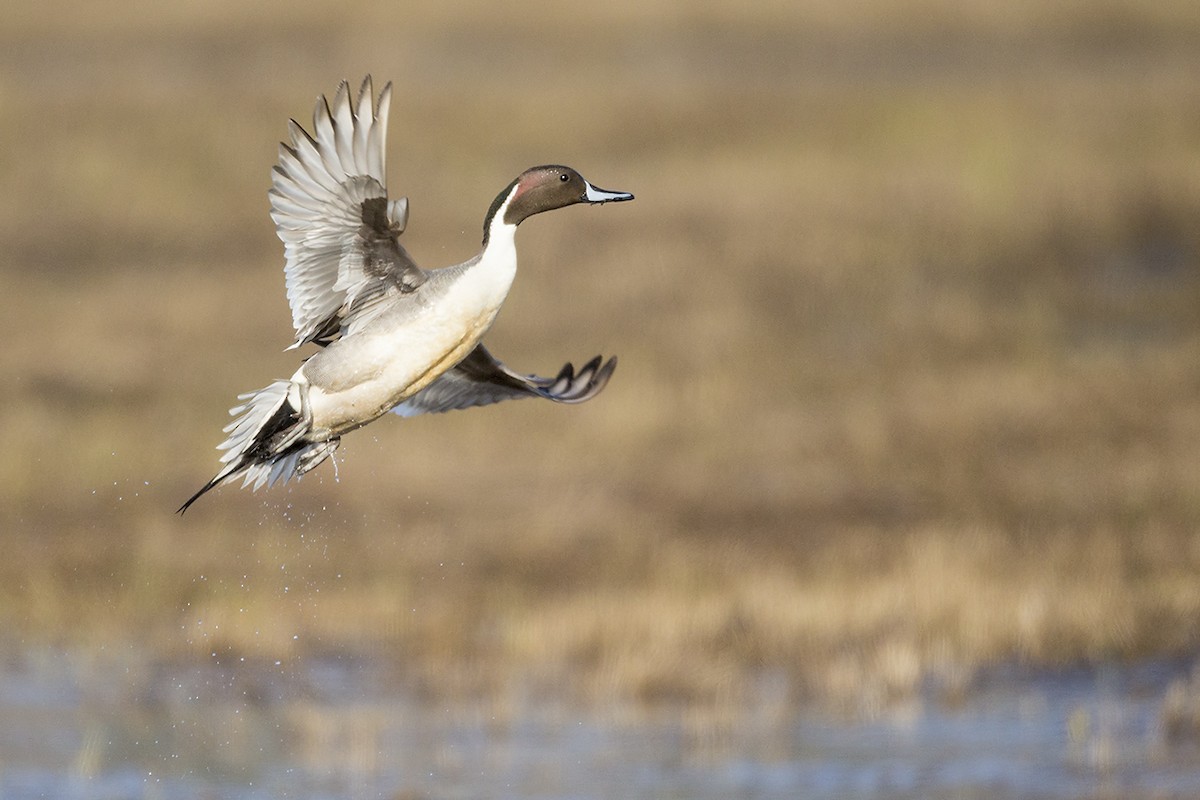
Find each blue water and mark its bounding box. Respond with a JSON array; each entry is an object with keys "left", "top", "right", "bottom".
[{"left": 0, "top": 649, "right": 1197, "bottom": 799}]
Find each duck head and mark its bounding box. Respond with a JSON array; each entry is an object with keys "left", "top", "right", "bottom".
[{"left": 484, "top": 165, "right": 633, "bottom": 244}]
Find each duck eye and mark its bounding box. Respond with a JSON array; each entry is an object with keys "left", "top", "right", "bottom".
[{"left": 559, "top": 173, "right": 569, "bottom": 182}]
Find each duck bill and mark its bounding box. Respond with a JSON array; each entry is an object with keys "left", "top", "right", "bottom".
[{"left": 583, "top": 181, "right": 634, "bottom": 204}]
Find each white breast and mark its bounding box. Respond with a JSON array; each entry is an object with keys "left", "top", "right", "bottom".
[{"left": 300, "top": 223, "right": 519, "bottom": 436}]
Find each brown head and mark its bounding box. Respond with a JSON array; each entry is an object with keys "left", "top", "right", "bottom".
[{"left": 483, "top": 165, "right": 633, "bottom": 245}]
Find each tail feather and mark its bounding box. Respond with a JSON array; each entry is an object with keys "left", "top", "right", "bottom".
[{"left": 178, "top": 380, "right": 339, "bottom": 513}]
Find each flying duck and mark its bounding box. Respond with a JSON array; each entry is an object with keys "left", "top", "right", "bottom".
[{"left": 179, "top": 77, "right": 632, "bottom": 513}]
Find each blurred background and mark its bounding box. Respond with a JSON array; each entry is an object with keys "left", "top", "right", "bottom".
[{"left": 3, "top": 0, "right": 1200, "bottom": 797}]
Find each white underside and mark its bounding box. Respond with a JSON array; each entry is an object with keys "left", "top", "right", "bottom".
[{"left": 299, "top": 222, "right": 518, "bottom": 437}]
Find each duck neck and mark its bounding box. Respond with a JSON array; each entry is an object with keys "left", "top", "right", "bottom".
[
  {"left": 472, "top": 216, "right": 519, "bottom": 294},
  {"left": 481, "top": 177, "right": 520, "bottom": 248}
]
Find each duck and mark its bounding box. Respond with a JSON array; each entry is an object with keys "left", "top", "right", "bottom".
[{"left": 179, "top": 77, "right": 633, "bottom": 513}]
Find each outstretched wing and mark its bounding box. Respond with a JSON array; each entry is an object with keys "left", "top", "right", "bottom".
[
  {"left": 270, "top": 76, "right": 426, "bottom": 348},
  {"left": 390, "top": 344, "right": 617, "bottom": 417}
]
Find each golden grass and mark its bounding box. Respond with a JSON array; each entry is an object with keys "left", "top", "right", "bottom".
[{"left": 3, "top": 0, "right": 1200, "bottom": 708}]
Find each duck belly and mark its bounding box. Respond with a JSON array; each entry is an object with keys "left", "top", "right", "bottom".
[{"left": 300, "top": 300, "right": 504, "bottom": 437}]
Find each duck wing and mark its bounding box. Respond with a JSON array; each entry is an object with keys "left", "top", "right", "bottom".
[
  {"left": 270, "top": 76, "right": 426, "bottom": 348},
  {"left": 390, "top": 344, "right": 617, "bottom": 417}
]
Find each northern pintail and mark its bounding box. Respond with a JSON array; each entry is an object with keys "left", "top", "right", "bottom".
[{"left": 179, "top": 77, "right": 632, "bottom": 512}]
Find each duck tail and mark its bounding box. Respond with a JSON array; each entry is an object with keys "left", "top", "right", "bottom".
[{"left": 177, "top": 380, "right": 339, "bottom": 514}]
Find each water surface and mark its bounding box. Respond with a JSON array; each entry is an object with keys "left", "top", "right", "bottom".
[{"left": 1, "top": 648, "right": 1198, "bottom": 799}]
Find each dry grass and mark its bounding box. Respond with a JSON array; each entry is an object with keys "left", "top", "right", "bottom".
[{"left": 3, "top": 0, "right": 1200, "bottom": 708}]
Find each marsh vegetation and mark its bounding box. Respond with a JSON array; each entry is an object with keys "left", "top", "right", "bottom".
[{"left": 3, "top": 0, "right": 1200, "bottom": 725}]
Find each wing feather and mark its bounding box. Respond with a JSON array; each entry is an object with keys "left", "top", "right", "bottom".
[
  {"left": 369, "top": 84, "right": 391, "bottom": 179},
  {"left": 353, "top": 78, "right": 374, "bottom": 175},
  {"left": 311, "top": 97, "right": 343, "bottom": 179},
  {"left": 269, "top": 76, "right": 425, "bottom": 349},
  {"left": 390, "top": 345, "right": 617, "bottom": 417},
  {"left": 331, "top": 82, "right": 356, "bottom": 171}
]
